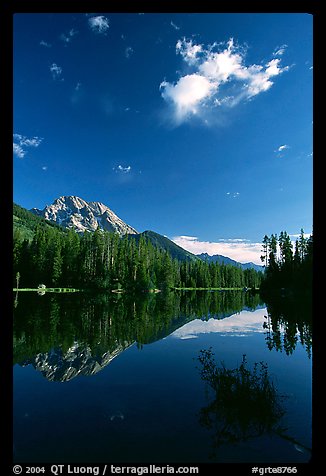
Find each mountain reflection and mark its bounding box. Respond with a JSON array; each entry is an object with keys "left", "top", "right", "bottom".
[
  {"left": 24, "top": 342, "right": 132, "bottom": 382},
  {"left": 13, "top": 290, "right": 311, "bottom": 382}
]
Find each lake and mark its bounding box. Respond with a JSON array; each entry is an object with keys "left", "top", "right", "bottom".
[{"left": 13, "top": 290, "right": 312, "bottom": 464}]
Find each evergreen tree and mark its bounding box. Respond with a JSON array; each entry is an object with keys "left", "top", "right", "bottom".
[
  {"left": 51, "top": 246, "right": 63, "bottom": 286},
  {"left": 260, "top": 229, "right": 312, "bottom": 298},
  {"left": 261, "top": 235, "right": 269, "bottom": 267},
  {"left": 298, "top": 228, "right": 307, "bottom": 262},
  {"left": 62, "top": 229, "right": 80, "bottom": 286},
  {"left": 30, "top": 226, "right": 48, "bottom": 285},
  {"left": 268, "top": 234, "right": 278, "bottom": 271}
]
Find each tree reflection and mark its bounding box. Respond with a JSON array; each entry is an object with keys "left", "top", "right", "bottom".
[
  {"left": 197, "top": 348, "right": 311, "bottom": 460},
  {"left": 13, "top": 290, "right": 265, "bottom": 369},
  {"left": 263, "top": 295, "right": 312, "bottom": 358}
]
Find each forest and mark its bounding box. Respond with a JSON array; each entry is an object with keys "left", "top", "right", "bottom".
[
  {"left": 13, "top": 222, "right": 263, "bottom": 292},
  {"left": 259, "top": 229, "right": 313, "bottom": 298}
]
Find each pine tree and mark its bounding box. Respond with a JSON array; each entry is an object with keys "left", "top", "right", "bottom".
[
  {"left": 62, "top": 229, "right": 80, "bottom": 286},
  {"left": 298, "top": 228, "right": 307, "bottom": 262},
  {"left": 30, "top": 226, "right": 48, "bottom": 285},
  {"left": 260, "top": 229, "right": 312, "bottom": 297},
  {"left": 261, "top": 235, "right": 269, "bottom": 267},
  {"left": 52, "top": 246, "right": 63, "bottom": 286}
]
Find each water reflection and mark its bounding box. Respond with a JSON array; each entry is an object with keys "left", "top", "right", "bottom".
[
  {"left": 263, "top": 295, "right": 312, "bottom": 358},
  {"left": 170, "top": 308, "right": 267, "bottom": 339},
  {"left": 13, "top": 291, "right": 263, "bottom": 381},
  {"left": 197, "top": 348, "right": 311, "bottom": 461},
  {"left": 13, "top": 290, "right": 312, "bottom": 383},
  {"left": 13, "top": 291, "right": 312, "bottom": 463}
]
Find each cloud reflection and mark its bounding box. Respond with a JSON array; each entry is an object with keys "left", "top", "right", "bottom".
[{"left": 169, "top": 308, "right": 267, "bottom": 339}]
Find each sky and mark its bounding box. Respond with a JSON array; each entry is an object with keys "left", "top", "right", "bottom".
[{"left": 13, "top": 13, "right": 313, "bottom": 265}]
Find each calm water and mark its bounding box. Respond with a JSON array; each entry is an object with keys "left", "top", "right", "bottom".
[{"left": 13, "top": 291, "right": 312, "bottom": 463}]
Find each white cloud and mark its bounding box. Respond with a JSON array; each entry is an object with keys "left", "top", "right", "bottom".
[
  {"left": 176, "top": 38, "right": 203, "bottom": 65},
  {"left": 14, "top": 134, "right": 43, "bottom": 148},
  {"left": 125, "top": 46, "right": 134, "bottom": 58},
  {"left": 13, "top": 143, "right": 25, "bottom": 158},
  {"left": 170, "top": 20, "right": 180, "bottom": 31},
  {"left": 172, "top": 235, "right": 263, "bottom": 265},
  {"left": 241, "top": 59, "right": 289, "bottom": 99},
  {"left": 244, "top": 66, "right": 276, "bottom": 97},
  {"left": 113, "top": 165, "right": 131, "bottom": 174},
  {"left": 275, "top": 144, "right": 290, "bottom": 157},
  {"left": 177, "top": 235, "right": 198, "bottom": 241},
  {"left": 226, "top": 191, "right": 240, "bottom": 198},
  {"left": 265, "top": 58, "right": 287, "bottom": 76},
  {"left": 199, "top": 38, "right": 245, "bottom": 82},
  {"left": 160, "top": 74, "right": 217, "bottom": 123},
  {"left": 61, "top": 33, "right": 70, "bottom": 43},
  {"left": 88, "top": 15, "right": 110, "bottom": 34},
  {"left": 273, "top": 44, "right": 288, "bottom": 56},
  {"left": 50, "top": 63, "right": 63, "bottom": 80},
  {"left": 161, "top": 37, "right": 290, "bottom": 124},
  {"left": 13, "top": 134, "right": 43, "bottom": 158},
  {"left": 277, "top": 144, "right": 290, "bottom": 152},
  {"left": 40, "top": 40, "right": 51, "bottom": 47},
  {"left": 218, "top": 238, "right": 250, "bottom": 243},
  {"left": 60, "top": 28, "right": 78, "bottom": 45}
]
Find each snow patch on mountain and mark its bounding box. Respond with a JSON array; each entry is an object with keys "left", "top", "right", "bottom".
[{"left": 31, "top": 195, "right": 138, "bottom": 235}]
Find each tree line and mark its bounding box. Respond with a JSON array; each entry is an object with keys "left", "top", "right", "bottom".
[
  {"left": 260, "top": 229, "right": 313, "bottom": 297},
  {"left": 13, "top": 224, "right": 263, "bottom": 291}
]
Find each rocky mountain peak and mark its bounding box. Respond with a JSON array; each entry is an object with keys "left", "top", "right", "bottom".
[{"left": 31, "top": 195, "right": 138, "bottom": 235}]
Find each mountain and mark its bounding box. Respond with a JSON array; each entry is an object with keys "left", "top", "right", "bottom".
[
  {"left": 17, "top": 196, "right": 263, "bottom": 269},
  {"left": 28, "top": 196, "right": 197, "bottom": 261},
  {"left": 131, "top": 230, "right": 198, "bottom": 262},
  {"left": 197, "top": 252, "right": 264, "bottom": 272},
  {"left": 30, "top": 195, "right": 138, "bottom": 235}
]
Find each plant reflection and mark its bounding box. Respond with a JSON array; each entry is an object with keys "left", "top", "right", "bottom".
[{"left": 197, "top": 348, "right": 311, "bottom": 460}]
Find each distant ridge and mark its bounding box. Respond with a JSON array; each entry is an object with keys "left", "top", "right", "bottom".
[{"left": 197, "top": 252, "right": 264, "bottom": 272}]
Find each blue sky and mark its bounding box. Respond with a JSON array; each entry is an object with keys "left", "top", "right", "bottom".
[{"left": 13, "top": 13, "right": 313, "bottom": 264}]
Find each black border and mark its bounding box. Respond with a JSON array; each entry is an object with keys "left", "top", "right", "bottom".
[{"left": 3, "top": 1, "right": 321, "bottom": 474}]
